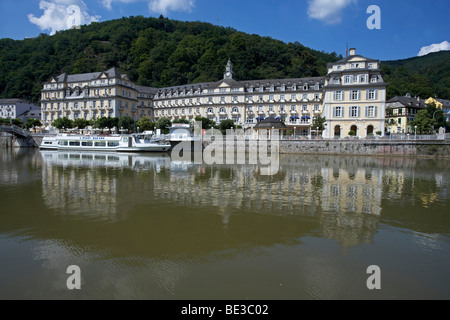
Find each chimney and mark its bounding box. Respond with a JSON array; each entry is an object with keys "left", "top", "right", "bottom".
[{"left": 349, "top": 48, "right": 356, "bottom": 56}]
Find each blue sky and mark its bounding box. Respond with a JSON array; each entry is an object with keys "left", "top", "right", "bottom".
[{"left": 0, "top": 0, "right": 449, "bottom": 61}]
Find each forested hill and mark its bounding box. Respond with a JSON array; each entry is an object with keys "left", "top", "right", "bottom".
[
  {"left": 1, "top": 15, "right": 448, "bottom": 105},
  {"left": 0, "top": 16, "right": 340, "bottom": 104},
  {"left": 382, "top": 51, "right": 450, "bottom": 100}
]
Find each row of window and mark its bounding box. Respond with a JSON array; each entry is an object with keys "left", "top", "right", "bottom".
[
  {"left": 333, "top": 89, "right": 379, "bottom": 101},
  {"left": 155, "top": 104, "right": 321, "bottom": 117},
  {"left": 332, "top": 106, "right": 378, "bottom": 118},
  {"left": 155, "top": 93, "right": 321, "bottom": 107},
  {"left": 332, "top": 75, "right": 378, "bottom": 85},
  {"left": 155, "top": 83, "right": 322, "bottom": 98}
]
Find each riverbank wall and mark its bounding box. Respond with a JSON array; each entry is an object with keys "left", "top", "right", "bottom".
[
  {"left": 2, "top": 135, "right": 450, "bottom": 158},
  {"left": 202, "top": 139, "right": 450, "bottom": 158}
]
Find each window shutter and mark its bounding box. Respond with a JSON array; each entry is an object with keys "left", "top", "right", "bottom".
[
  {"left": 333, "top": 107, "right": 336, "bottom": 118},
  {"left": 366, "top": 90, "right": 369, "bottom": 100},
  {"left": 374, "top": 106, "right": 378, "bottom": 118},
  {"left": 365, "top": 106, "right": 369, "bottom": 117},
  {"left": 358, "top": 107, "right": 361, "bottom": 118},
  {"left": 375, "top": 90, "right": 378, "bottom": 100}
]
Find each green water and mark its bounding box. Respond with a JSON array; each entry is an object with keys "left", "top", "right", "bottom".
[{"left": 0, "top": 148, "right": 449, "bottom": 299}]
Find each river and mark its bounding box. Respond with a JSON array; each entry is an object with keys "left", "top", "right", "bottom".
[{"left": 0, "top": 148, "right": 449, "bottom": 299}]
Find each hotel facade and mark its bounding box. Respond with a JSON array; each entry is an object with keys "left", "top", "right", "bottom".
[
  {"left": 40, "top": 67, "right": 155, "bottom": 127},
  {"left": 41, "top": 48, "right": 387, "bottom": 138}
]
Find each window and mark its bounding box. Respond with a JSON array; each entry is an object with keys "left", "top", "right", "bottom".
[
  {"left": 334, "top": 78, "right": 340, "bottom": 84},
  {"left": 219, "top": 107, "right": 226, "bottom": 113},
  {"left": 95, "top": 142, "right": 106, "bottom": 147},
  {"left": 302, "top": 105, "right": 308, "bottom": 112},
  {"left": 69, "top": 141, "right": 80, "bottom": 146},
  {"left": 82, "top": 142, "right": 93, "bottom": 147},
  {"left": 291, "top": 105, "right": 296, "bottom": 112},
  {"left": 370, "top": 76, "right": 378, "bottom": 83},
  {"left": 349, "top": 106, "right": 360, "bottom": 118},
  {"left": 207, "top": 108, "right": 214, "bottom": 114},
  {"left": 359, "top": 75, "right": 367, "bottom": 83},
  {"left": 334, "top": 91, "right": 343, "bottom": 101},
  {"left": 292, "top": 94, "right": 297, "bottom": 101},
  {"left": 366, "top": 106, "right": 377, "bottom": 118},
  {"left": 350, "top": 90, "right": 361, "bottom": 100},
  {"left": 302, "top": 94, "right": 307, "bottom": 101},
  {"left": 108, "top": 142, "right": 119, "bottom": 147},
  {"left": 248, "top": 96, "right": 253, "bottom": 102},
  {"left": 367, "top": 89, "right": 377, "bottom": 100},
  {"left": 353, "top": 75, "right": 358, "bottom": 83},
  {"left": 334, "top": 106, "right": 343, "bottom": 118}
]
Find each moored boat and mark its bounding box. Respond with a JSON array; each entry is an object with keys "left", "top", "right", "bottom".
[{"left": 39, "top": 133, "right": 171, "bottom": 152}]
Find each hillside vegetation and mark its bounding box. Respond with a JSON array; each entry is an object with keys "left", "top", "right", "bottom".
[
  {"left": 0, "top": 16, "right": 340, "bottom": 104},
  {"left": 0, "top": 15, "right": 448, "bottom": 104}
]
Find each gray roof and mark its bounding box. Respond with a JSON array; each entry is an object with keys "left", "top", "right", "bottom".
[
  {"left": 254, "top": 117, "right": 288, "bottom": 130},
  {"left": 155, "top": 76, "right": 326, "bottom": 95},
  {"left": 51, "top": 67, "right": 124, "bottom": 83},
  {"left": 387, "top": 96, "right": 427, "bottom": 108}
]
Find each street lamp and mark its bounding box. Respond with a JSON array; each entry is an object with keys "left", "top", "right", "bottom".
[
  {"left": 294, "top": 127, "right": 296, "bottom": 140},
  {"left": 415, "top": 125, "right": 417, "bottom": 140}
]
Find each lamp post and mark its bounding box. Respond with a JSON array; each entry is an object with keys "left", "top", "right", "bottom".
[
  {"left": 415, "top": 125, "right": 417, "bottom": 140},
  {"left": 294, "top": 127, "right": 296, "bottom": 140}
]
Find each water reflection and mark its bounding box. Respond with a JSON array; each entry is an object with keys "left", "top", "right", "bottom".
[{"left": 1, "top": 150, "right": 449, "bottom": 299}]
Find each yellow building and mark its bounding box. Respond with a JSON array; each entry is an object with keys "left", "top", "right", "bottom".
[
  {"left": 40, "top": 67, "right": 154, "bottom": 127},
  {"left": 385, "top": 94, "right": 427, "bottom": 134},
  {"left": 152, "top": 59, "right": 324, "bottom": 137},
  {"left": 322, "top": 48, "right": 387, "bottom": 138}
]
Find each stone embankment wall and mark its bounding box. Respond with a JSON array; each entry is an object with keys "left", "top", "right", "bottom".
[{"left": 202, "top": 139, "right": 450, "bottom": 158}]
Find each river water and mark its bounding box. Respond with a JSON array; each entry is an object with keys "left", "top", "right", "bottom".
[{"left": 0, "top": 148, "right": 449, "bottom": 300}]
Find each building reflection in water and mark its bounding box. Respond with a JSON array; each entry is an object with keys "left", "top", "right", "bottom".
[{"left": 38, "top": 151, "right": 417, "bottom": 248}]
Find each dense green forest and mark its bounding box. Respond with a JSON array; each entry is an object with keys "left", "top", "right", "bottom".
[
  {"left": 0, "top": 16, "right": 340, "bottom": 104},
  {"left": 0, "top": 15, "right": 449, "bottom": 105},
  {"left": 382, "top": 51, "right": 450, "bottom": 100}
]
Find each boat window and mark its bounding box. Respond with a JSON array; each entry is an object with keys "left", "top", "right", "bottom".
[
  {"left": 82, "top": 142, "right": 93, "bottom": 147},
  {"left": 108, "top": 142, "right": 119, "bottom": 147},
  {"left": 95, "top": 142, "right": 107, "bottom": 147},
  {"left": 69, "top": 141, "right": 80, "bottom": 146}
]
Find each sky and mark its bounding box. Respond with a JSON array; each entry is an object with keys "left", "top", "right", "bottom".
[{"left": 0, "top": 0, "right": 449, "bottom": 61}]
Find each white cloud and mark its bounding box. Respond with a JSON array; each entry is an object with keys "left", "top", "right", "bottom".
[
  {"left": 28, "top": 0, "right": 100, "bottom": 35},
  {"left": 148, "top": 0, "right": 196, "bottom": 15},
  {"left": 418, "top": 41, "right": 450, "bottom": 56},
  {"left": 101, "top": 0, "right": 196, "bottom": 15},
  {"left": 307, "top": 0, "right": 357, "bottom": 24}
]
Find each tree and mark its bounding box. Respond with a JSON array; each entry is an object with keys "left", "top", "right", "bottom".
[
  {"left": 118, "top": 116, "right": 136, "bottom": 133},
  {"left": 409, "top": 109, "right": 434, "bottom": 134},
  {"left": 195, "top": 117, "right": 215, "bottom": 130},
  {"left": 218, "top": 119, "right": 234, "bottom": 135},
  {"left": 137, "top": 117, "right": 156, "bottom": 131},
  {"left": 73, "top": 118, "right": 90, "bottom": 129},
  {"left": 155, "top": 118, "right": 172, "bottom": 134},
  {"left": 52, "top": 117, "right": 73, "bottom": 130},
  {"left": 173, "top": 118, "right": 190, "bottom": 124},
  {"left": 26, "top": 118, "right": 42, "bottom": 132},
  {"left": 312, "top": 115, "right": 326, "bottom": 133}
]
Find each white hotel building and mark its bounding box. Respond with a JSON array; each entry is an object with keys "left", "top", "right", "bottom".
[{"left": 41, "top": 48, "right": 387, "bottom": 138}]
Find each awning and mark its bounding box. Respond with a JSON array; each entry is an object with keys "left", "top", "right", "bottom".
[{"left": 290, "top": 116, "right": 299, "bottom": 120}]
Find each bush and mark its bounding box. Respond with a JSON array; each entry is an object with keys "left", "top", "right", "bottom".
[{"left": 348, "top": 130, "right": 356, "bottom": 136}]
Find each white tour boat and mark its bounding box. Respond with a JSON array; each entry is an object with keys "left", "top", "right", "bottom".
[{"left": 40, "top": 133, "right": 171, "bottom": 152}]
